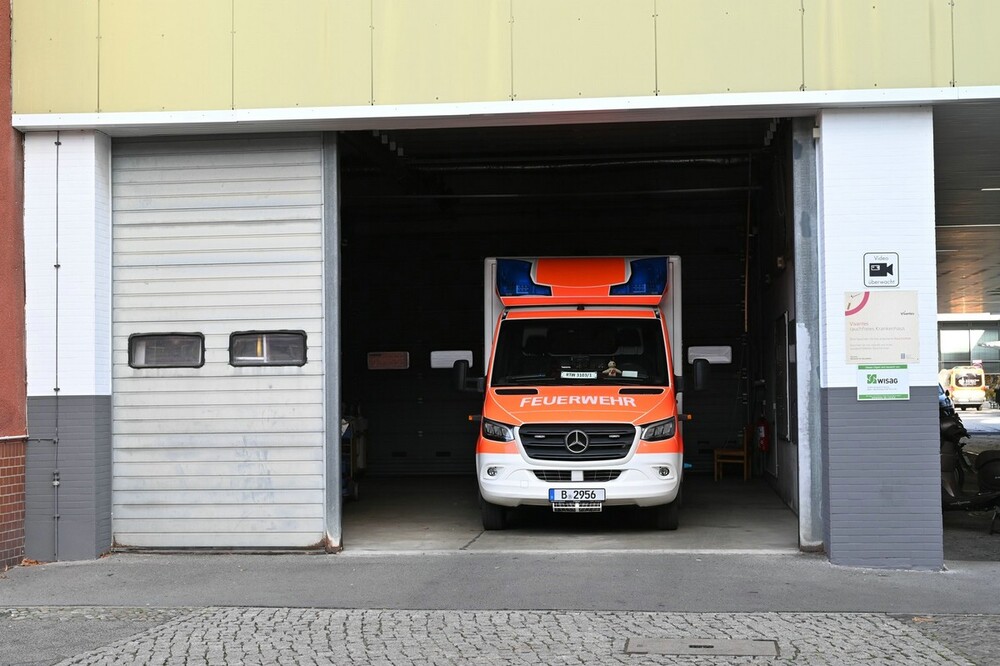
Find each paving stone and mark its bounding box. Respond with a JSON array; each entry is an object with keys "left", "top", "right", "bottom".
[{"left": 3, "top": 608, "right": 992, "bottom": 665}]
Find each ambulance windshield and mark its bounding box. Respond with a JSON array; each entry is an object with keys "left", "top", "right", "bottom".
[{"left": 491, "top": 318, "right": 669, "bottom": 387}]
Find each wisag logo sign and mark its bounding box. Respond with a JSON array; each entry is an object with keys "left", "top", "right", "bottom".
[{"left": 858, "top": 365, "right": 908, "bottom": 400}]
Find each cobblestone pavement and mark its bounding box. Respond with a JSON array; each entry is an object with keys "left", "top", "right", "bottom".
[{"left": 3, "top": 607, "right": 996, "bottom": 666}]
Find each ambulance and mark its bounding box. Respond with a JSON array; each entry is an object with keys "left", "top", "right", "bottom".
[{"left": 454, "top": 256, "right": 708, "bottom": 531}]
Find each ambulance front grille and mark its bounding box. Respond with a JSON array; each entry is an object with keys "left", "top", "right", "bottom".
[
  {"left": 533, "top": 470, "right": 623, "bottom": 482},
  {"left": 551, "top": 501, "right": 603, "bottom": 513},
  {"left": 519, "top": 424, "right": 636, "bottom": 461}
]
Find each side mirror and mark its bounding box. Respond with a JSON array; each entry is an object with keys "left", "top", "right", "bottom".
[
  {"left": 453, "top": 360, "right": 484, "bottom": 393},
  {"left": 685, "top": 346, "right": 728, "bottom": 392},
  {"left": 692, "top": 358, "right": 709, "bottom": 391},
  {"left": 454, "top": 359, "right": 469, "bottom": 391}
]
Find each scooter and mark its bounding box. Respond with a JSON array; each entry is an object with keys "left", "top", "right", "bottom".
[{"left": 940, "top": 403, "right": 1000, "bottom": 534}]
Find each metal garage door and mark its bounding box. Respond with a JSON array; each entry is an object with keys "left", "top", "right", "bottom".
[{"left": 111, "top": 135, "right": 326, "bottom": 548}]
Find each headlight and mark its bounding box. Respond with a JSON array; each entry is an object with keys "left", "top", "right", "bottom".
[
  {"left": 482, "top": 418, "right": 515, "bottom": 442},
  {"left": 640, "top": 417, "right": 676, "bottom": 441}
]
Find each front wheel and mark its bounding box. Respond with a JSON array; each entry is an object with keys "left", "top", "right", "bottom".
[
  {"left": 651, "top": 499, "right": 680, "bottom": 531},
  {"left": 977, "top": 403, "right": 984, "bottom": 411},
  {"left": 480, "top": 496, "right": 507, "bottom": 530},
  {"left": 952, "top": 462, "right": 966, "bottom": 494}
]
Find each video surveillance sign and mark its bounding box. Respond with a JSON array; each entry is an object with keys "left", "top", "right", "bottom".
[{"left": 864, "top": 252, "right": 899, "bottom": 287}]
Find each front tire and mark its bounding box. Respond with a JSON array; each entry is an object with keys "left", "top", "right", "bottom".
[
  {"left": 652, "top": 499, "right": 680, "bottom": 531},
  {"left": 480, "top": 496, "right": 507, "bottom": 530},
  {"left": 952, "top": 462, "right": 965, "bottom": 494}
]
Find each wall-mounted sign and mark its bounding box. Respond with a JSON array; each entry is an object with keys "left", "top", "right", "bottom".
[
  {"left": 857, "top": 364, "right": 910, "bottom": 401},
  {"left": 845, "top": 290, "right": 919, "bottom": 363},
  {"left": 863, "top": 252, "right": 899, "bottom": 287},
  {"left": 367, "top": 351, "right": 410, "bottom": 370}
]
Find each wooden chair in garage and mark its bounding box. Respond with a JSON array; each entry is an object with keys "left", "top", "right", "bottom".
[{"left": 713, "top": 426, "right": 750, "bottom": 481}]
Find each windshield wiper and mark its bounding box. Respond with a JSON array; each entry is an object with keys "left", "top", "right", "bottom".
[
  {"left": 495, "top": 374, "right": 555, "bottom": 385},
  {"left": 602, "top": 375, "right": 655, "bottom": 384}
]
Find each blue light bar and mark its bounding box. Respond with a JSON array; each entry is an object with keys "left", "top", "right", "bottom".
[
  {"left": 496, "top": 259, "right": 552, "bottom": 297},
  {"left": 610, "top": 257, "right": 668, "bottom": 296}
]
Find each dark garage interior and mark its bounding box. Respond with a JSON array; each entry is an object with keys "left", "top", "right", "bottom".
[
  {"left": 335, "top": 117, "right": 801, "bottom": 542},
  {"left": 339, "top": 120, "right": 793, "bottom": 474}
]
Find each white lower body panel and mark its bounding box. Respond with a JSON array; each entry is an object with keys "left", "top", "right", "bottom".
[{"left": 477, "top": 452, "right": 682, "bottom": 508}]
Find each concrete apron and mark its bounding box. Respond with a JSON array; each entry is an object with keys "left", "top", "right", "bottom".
[{"left": 341, "top": 474, "right": 800, "bottom": 553}]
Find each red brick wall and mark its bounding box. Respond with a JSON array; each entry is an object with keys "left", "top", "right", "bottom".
[
  {"left": 1, "top": 0, "right": 28, "bottom": 569},
  {"left": 1, "top": 440, "right": 26, "bottom": 568}
]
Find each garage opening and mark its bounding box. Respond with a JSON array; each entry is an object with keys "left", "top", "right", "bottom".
[{"left": 338, "top": 118, "right": 801, "bottom": 550}]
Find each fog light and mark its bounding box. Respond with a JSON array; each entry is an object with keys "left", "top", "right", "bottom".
[
  {"left": 486, "top": 466, "right": 499, "bottom": 477},
  {"left": 657, "top": 466, "right": 671, "bottom": 478}
]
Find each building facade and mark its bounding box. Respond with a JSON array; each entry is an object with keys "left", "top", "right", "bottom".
[
  {"left": 1, "top": 0, "right": 27, "bottom": 571},
  {"left": 9, "top": 1, "right": 1000, "bottom": 569}
]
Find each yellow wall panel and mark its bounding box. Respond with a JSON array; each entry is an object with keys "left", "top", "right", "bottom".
[
  {"left": 803, "top": 0, "right": 952, "bottom": 90},
  {"left": 234, "top": 0, "right": 371, "bottom": 109},
  {"left": 12, "top": 0, "right": 98, "bottom": 113},
  {"left": 953, "top": 0, "right": 1000, "bottom": 87},
  {"left": 512, "top": 0, "right": 655, "bottom": 101},
  {"left": 99, "top": 0, "right": 232, "bottom": 112},
  {"left": 13, "top": 1, "right": 999, "bottom": 115},
  {"left": 512, "top": 0, "right": 656, "bottom": 99},
  {"left": 656, "top": 0, "right": 801, "bottom": 95},
  {"left": 373, "top": 0, "right": 510, "bottom": 105}
]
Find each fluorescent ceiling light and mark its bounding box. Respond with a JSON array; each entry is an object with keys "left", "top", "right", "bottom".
[{"left": 983, "top": 188, "right": 1000, "bottom": 191}]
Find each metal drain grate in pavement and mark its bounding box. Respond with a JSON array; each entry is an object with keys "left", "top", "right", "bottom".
[{"left": 625, "top": 638, "right": 779, "bottom": 657}]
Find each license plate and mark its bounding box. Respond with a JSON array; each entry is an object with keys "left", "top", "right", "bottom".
[
  {"left": 560, "top": 371, "right": 597, "bottom": 380},
  {"left": 549, "top": 488, "right": 606, "bottom": 502}
]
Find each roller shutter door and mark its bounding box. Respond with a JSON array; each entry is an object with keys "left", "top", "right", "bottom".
[{"left": 111, "top": 135, "right": 325, "bottom": 548}]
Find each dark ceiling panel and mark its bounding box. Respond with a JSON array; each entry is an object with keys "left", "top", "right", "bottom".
[{"left": 934, "top": 101, "right": 1000, "bottom": 314}]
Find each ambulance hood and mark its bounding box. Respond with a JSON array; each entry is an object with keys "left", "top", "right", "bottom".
[{"left": 486, "top": 386, "right": 674, "bottom": 426}]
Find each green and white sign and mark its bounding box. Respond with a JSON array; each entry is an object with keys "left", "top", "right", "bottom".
[{"left": 857, "top": 364, "right": 909, "bottom": 400}]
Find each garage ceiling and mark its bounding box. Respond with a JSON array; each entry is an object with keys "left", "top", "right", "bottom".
[
  {"left": 340, "top": 118, "right": 777, "bottom": 208},
  {"left": 344, "top": 104, "right": 1000, "bottom": 317},
  {"left": 934, "top": 101, "right": 1000, "bottom": 315},
  {"left": 349, "top": 120, "right": 775, "bottom": 163}
]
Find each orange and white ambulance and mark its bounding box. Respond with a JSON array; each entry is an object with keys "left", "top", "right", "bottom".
[{"left": 455, "top": 256, "right": 705, "bottom": 531}]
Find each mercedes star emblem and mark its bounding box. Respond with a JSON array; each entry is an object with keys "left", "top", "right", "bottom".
[{"left": 565, "top": 429, "right": 589, "bottom": 454}]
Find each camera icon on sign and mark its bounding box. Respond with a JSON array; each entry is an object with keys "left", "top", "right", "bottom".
[{"left": 868, "top": 262, "right": 893, "bottom": 277}]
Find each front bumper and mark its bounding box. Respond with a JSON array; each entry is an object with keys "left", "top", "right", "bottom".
[{"left": 476, "top": 451, "right": 682, "bottom": 508}]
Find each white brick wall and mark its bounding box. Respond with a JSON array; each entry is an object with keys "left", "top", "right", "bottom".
[
  {"left": 816, "top": 108, "right": 938, "bottom": 389},
  {"left": 24, "top": 131, "right": 112, "bottom": 398}
]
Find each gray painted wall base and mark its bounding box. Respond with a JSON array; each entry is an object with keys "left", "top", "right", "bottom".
[
  {"left": 26, "top": 396, "right": 112, "bottom": 561},
  {"left": 821, "top": 386, "right": 942, "bottom": 569}
]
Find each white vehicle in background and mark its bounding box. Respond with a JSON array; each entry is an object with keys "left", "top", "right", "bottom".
[{"left": 938, "top": 366, "right": 987, "bottom": 411}]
